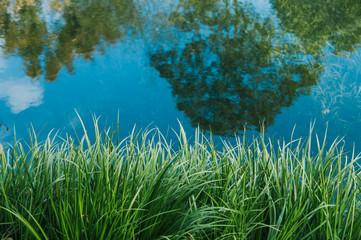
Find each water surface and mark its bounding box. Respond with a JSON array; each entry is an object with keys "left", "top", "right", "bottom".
[{"left": 1, "top": 0, "right": 361, "bottom": 151}]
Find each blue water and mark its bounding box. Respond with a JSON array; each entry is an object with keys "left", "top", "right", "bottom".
[
  {"left": 0, "top": 40, "right": 194, "bottom": 145},
  {"left": 1, "top": 0, "right": 361, "bottom": 153}
]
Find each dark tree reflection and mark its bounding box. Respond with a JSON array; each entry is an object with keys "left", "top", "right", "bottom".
[
  {"left": 272, "top": 0, "right": 361, "bottom": 54},
  {"left": 45, "top": 0, "right": 140, "bottom": 80},
  {"left": 150, "top": 0, "right": 324, "bottom": 135},
  {"left": 0, "top": 0, "right": 140, "bottom": 81},
  {"left": 0, "top": 0, "right": 46, "bottom": 78}
]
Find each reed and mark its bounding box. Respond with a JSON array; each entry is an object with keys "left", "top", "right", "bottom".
[{"left": 0, "top": 119, "right": 361, "bottom": 239}]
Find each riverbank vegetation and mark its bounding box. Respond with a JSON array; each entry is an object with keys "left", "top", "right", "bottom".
[{"left": 1, "top": 121, "right": 361, "bottom": 239}]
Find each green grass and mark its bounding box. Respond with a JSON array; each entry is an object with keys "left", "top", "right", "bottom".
[{"left": 1, "top": 119, "right": 361, "bottom": 239}]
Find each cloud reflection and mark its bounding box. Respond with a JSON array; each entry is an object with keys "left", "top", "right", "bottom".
[{"left": 0, "top": 78, "right": 44, "bottom": 114}]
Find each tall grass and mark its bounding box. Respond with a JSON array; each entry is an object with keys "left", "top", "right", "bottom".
[{"left": 0, "top": 120, "right": 361, "bottom": 239}]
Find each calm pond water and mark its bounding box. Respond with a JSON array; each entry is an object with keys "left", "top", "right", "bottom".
[{"left": 1, "top": 0, "right": 361, "bottom": 152}]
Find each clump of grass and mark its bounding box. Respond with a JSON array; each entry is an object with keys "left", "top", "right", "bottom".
[{"left": 0, "top": 118, "right": 361, "bottom": 239}]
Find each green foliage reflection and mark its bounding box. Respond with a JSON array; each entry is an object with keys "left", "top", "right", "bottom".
[
  {"left": 150, "top": 0, "right": 324, "bottom": 135},
  {"left": 0, "top": 0, "right": 140, "bottom": 81},
  {"left": 2, "top": 0, "right": 358, "bottom": 136},
  {"left": 0, "top": 0, "right": 46, "bottom": 78},
  {"left": 272, "top": 0, "right": 361, "bottom": 54}
]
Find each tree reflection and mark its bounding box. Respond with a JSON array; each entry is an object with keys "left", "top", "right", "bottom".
[
  {"left": 0, "top": 0, "right": 140, "bottom": 81},
  {"left": 150, "top": 0, "right": 323, "bottom": 135},
  {"left": 0, "top": 0, "right": 331, "bottom": 136},
  {"left": 0, "top": 0, "right": 46, "bottom": 78},
  {"left": 272, "top": 0, "right": 361, "bottom": 54}
]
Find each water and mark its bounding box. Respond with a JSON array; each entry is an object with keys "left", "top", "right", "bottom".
[{"left": 1, "top": 0, "right": 361, "bottom": 152}]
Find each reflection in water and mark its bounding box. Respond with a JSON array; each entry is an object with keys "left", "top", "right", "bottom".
[
  {"left": 311, "top": 52, "right": 361, "bottom": 136},
  {"left": 0, "top": 0, "right": 46, "bottom": 78},
  {"left": 0, "top": 0, "right": 360, "bottom": 137},
  {"left": 272, "top": 0, "right": 361, "bottom": 54},
  {"left": 0, "top": 0, "right": 140, "bottom": 81},
  {"left": 150, "top": 1, "right": 323, "bottom": 135},
  {"left": 0, "top": 78, "right": 44, "bottom": 114}
]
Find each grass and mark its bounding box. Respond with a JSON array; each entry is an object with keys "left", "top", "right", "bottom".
[{"left": 0, "top": 118, "right": 361, "bottom": 239}]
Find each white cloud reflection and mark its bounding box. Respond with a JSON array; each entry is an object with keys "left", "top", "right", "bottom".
[{"left": 0, "top": 78, "right": 44, "bottom": 114}]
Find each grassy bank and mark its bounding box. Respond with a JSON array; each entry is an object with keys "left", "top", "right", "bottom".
[{"left": 0, "top": 121, "right": 361, "bottom": 239}]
